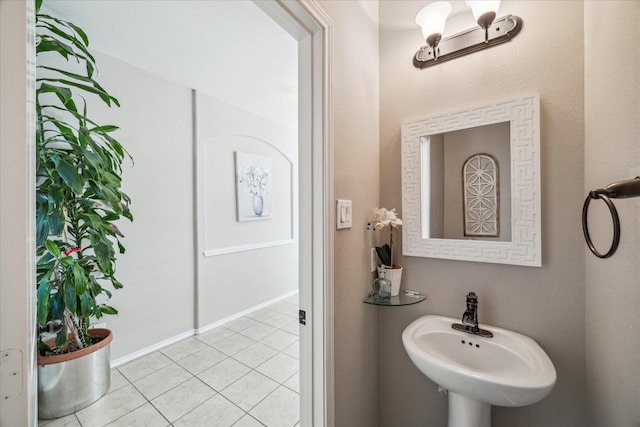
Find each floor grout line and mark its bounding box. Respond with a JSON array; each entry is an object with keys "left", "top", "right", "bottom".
[{"left": 41, "top": 300, "right": 300, "bottom": 427}]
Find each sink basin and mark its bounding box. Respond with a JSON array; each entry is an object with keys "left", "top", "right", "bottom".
[{"left": 402, "top": 315, "right": 556, "bottom": 426}]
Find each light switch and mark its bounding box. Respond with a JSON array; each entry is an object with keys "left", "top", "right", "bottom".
[{"left": 336, "top": 199, "right": 352, "bottom": 229}]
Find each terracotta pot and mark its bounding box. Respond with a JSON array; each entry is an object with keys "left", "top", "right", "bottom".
[{"left": 38, "top": 328, "right": 112, "bottom": 419}]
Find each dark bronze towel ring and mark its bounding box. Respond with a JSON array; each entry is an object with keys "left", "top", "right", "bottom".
[{"left": 582, "top": 176, "right": 640, "bottom": 258}]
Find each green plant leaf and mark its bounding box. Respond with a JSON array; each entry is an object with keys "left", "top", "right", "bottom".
[
  {"left": 38, "top": 66, "right": 117, "bottom": 108},
  {"left": 51, "top": 154, "right": 84, "bottom": 194},
  {"left": 36, "top": 22, "right": 92, "bottom": 60},
  {"left": 63, "top": 279, "right": 76, "bottom": 314},
  {"left": 93, "top": 240, "right": 113, "bottom": 275},
  {"left": 48, "top": 205, "right": 65, "bottom": 235},
  {"left": 37, "top": 14, "right": 93, "bottom": 60},
  {"left": 111, "top": 277, "right": 124, "bottom": 290},
  {"left": 57, "top": 18, "right": 90, "bottom": 47},
  {"left": 44, "top": 239, "right": 62, "bottom": 258},
  {"left": 47, "top": 117, "right": 77, "bottom": 143},
  {"left": 36, "top": 276, "right": 52, "bottom": 324},
  {"left": 90, "top": 125, "right": 119, "bottom": 133},
  {"left": 73, "top": 143, "right": 104, "bottom": 172},
  {"left": 86, "top": 60, "right": 94, "bottom": 79},
  {"left": 79, "top": 293, "right": 92, "bottom": 318},
  {"left": 55, "top": 328, "right": 67, "bottom": 347},
  {"left": 36, "top": 205, "right": 51, "bottom": 246},
  {"left": 36, "top": 37, "right": 74, "bottom": 58},
  {"left": 100, "top": 306, "right": 117, "bottom": 315},
  {"left": 97, "top": 185, "right": 122, "bottom": 207},
  {"left": 37, "top": 82, "right": 78, "bottom": 113},
  {"left": 39, "top": 78, "right": 118, "bottom": 107},
  {"left": 72, "top": 262, "right": 87, "bottom": 295},
  {"left": 37, "top": 339, "right": 52, "bottom": 356}
]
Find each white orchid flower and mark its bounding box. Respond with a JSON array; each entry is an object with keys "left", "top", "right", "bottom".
[
  {"left": 367, "top": 207, "right": 403, "bottom": 230},
  {"left": 367, "top": 207, "right": 403, "bottom": 268}
]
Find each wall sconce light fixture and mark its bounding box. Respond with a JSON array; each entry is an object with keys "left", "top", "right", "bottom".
[{"left": 414, "top": 0, "right": 522, "bottom": 68}]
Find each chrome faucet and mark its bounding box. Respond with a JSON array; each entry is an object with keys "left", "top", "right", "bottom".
[{"left": 452, "top": 292, "right": 493, "bottom": 338}]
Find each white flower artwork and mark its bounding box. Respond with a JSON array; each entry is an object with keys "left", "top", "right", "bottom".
[{"left": 235, "top": 151, "right": 272, "bottom": 221}]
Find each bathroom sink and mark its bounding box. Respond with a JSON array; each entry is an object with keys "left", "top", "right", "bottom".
[{"left": 402, "top": 315, "right": 556, "bottom": 408}]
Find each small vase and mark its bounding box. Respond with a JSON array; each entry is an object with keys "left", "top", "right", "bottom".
[
  {"left": 372, "top": 272, "right": 391, "bottom": 301},
  {"left": 252, "top": 195, "right": 264, "bottom": 216},
  {"left": 378, "top": 265, "right": 403, "bottom": 296}
]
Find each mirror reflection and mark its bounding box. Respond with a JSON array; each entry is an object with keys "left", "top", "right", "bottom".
[{"left": 421, "top": 122, "right": 511, "bottom": 241}]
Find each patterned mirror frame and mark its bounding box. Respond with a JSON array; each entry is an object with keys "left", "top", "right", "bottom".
[{"left": 401, "top": 95, "right": 541, "bottom": 267}]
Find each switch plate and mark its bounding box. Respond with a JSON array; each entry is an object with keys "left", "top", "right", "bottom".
[
  {"left": 336, "top": 199, "right": 352, "bottom": 229},
  {"left": 1, "top": 349, "right": 22, "bottom": 402}
]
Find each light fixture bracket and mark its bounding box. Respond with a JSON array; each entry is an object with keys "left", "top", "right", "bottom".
[{"left": 414, "top": 14, "right": 522, "bottom": 69}]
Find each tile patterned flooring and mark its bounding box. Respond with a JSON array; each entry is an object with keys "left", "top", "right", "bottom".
[{"left": 39, "top": 295, "right": 300, "bottom": 427}]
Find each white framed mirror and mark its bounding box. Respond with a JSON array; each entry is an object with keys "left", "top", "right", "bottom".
[{"left": 401, "top": 94, "right": 541, "bottom": 267}]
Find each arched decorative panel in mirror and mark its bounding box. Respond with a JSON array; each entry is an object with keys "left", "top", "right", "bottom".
[
  {"left": 401, "top": 95, "right": 541, "bottom": 267},
  {"left": 463, "top": 153, "right": 499, "bottom": 237}
]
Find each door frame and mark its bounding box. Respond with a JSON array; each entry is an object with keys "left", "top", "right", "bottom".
[
  {"left": 0, "top": 1, "right": 37, "bottom": 426},
  {"left": 256, "top": 1, "right": 335, "bottom": 425}
]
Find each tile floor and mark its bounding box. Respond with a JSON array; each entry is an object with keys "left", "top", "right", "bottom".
[{"left": 39, "top": 295, "right": 300, "bottom": 427}]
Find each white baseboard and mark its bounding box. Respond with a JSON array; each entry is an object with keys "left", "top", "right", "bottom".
[
  {"left": 110, "top": 329, "right": 195, "bottom": 368},
  {"left": 196, "top": 289, "right": 298, "bottom": 335},
  {"left": 110, "top": 289, "right": 298, "bottom": 368}
]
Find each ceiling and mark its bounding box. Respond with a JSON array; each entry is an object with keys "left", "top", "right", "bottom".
[{"left": 42, "top": 0, "right": 298, "bottom": 128}]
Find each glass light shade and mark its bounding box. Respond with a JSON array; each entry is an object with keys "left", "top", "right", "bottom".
[
  {"left": 465, "top": 0, "right": 501, "bottom": 22},
  {"left": 415, "top": 1, "right": 452, "bottom": 41}
]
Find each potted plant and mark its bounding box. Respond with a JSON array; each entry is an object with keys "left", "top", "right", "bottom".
[
  {"left": 35, "top": 0, "right": 132, "bottom": 418},
  {"left": 367, "top": 207, "right": 403, "bottom": 296}
]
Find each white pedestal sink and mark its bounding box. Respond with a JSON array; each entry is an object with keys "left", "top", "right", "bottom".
[{"left": 402, "top": 315, "right": 556, "bottom": 427}]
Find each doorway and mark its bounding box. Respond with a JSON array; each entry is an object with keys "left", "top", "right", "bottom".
[{"left": 0, "top": 1, "right": 332, "bottom": 426}]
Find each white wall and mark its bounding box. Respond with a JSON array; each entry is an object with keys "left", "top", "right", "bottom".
[
  {"left": 584, "top": 2, "right": 640, "bottom": 425},
  {"left": 379, "top": 1, "right": 585, "bottom": 425},
  {"left": 195, "top": 92, "right": 298, "bottom": 329},
  {"left": 80, "top": 51, "right": 196, "bottom": 361}
]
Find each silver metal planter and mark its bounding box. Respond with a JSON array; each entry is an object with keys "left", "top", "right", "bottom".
[{"left": 38, "top": 328, "right": 112, "bottom": 419}]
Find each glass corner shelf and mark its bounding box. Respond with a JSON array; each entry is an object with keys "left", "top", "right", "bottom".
[{"left": 363, "top": 292, "right": 427, "bottom": 306}]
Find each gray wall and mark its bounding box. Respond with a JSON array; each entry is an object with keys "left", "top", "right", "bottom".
[
  {"left": 317, "top": 1, "right": 381, "bottom": 426},
  {"left": 584, "top": 2, "right": 640, "bottom": 426},
  {"left": 379, "top": 1, "right": 585, "bottom": 426}
]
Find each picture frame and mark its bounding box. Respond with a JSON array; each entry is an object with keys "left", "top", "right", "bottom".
[{"left": 235, "top": 151, "right": 273, "bottom": 221}]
